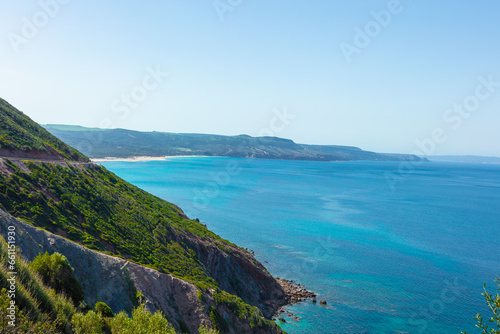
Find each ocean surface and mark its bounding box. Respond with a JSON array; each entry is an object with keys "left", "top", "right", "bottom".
[{"left": 101, "top": 158, "right": 500, "bottom": 334}]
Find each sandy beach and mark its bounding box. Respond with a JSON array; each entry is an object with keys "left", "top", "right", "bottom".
[{"left": 91, "top": 155, "right": 208, "bottom": 163}]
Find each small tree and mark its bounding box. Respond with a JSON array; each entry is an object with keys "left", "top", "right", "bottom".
[
  {"left": 461, "top": 278, "right": 500, "bottom": 334},
  {"left": 109, "top": 305, "right": 176, "bottom": 333},
  {"left": 72, "top": 310, "right": 104, "bottom": 334},
  {"left": 30, "top": 252, "right": 84, "bottom": 305},
  {"left": 95, "top": 301, "right": 114, "bottom": 318}
]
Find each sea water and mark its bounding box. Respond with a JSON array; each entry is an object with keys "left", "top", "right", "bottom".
[{"left": 101, "top": 158, "right": 500, "bottom": 334}]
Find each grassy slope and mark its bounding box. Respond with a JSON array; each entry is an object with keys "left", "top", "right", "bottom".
[
  {"left": 0, "top": 97, "right": 236, "bottom": 288},
  {"left": 0, "top": 235, "right": 76, "bottom": 333},
  {"left": 0, "top": 98, "right": 283, "bottom": 333},
  {"left": 0, "top": 158, "right": 232, "bottom": 289},
  {"left": 0, "top": 99, "right": 88, "bottom": 161}
]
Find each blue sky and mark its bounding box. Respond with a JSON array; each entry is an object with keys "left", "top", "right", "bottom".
[{"left": 1, "top": 1, "right": 499, "bottom": 156}]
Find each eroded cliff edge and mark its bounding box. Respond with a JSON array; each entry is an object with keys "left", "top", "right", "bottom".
[{"left": 0, "top": 210, "right": 286, "bottom": 334}]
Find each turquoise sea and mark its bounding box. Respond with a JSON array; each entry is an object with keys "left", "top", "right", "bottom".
[{"left": 101, "top": 158, "right": 500, "bottom": 334}]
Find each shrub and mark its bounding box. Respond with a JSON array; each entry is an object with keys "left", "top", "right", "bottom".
[
  {"left": 199, "top": 326, "right": 220, "bottom": 334},
  {"left": 30, "top": 251, "right": 84, "bottom": 305},
  {"left": 72, "top": 310, "right": 104, "bottom": 334},
  {"left": 0, "top": 237, "right": 76, "bottom": 333},
  {"left": 461, "top": 278, "right": 500, "bottom": 334},
  {"left": 95, "top": 301, "right": 114, "bottom": 318},
  {"left": 108, "top": 305, "right": 176, "bottom": 334}
]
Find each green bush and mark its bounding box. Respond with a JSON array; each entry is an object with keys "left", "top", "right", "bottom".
[
  {"left": 0, "top": 237, "right": 76, "bottom": 333},
  {"left": 461, "top": 278, "right": 500, "bottom": 334},
  {"left": 95, "top": 301, "right": 114, "bottom": 318},
  {"left": 72, "top": 310, "right": 105, "bottom": 334},
  {"left": 109, "top": 305, "right": 176, "bottom": 334},
  {"left": 30, "top": 251, "right": 84, "bottom": 305},
  {"left": 213, "top": 291, "right": 285, "bottom": 333},
  {"left": 199, "top": 326, "right": 220, "bottom": 334}
]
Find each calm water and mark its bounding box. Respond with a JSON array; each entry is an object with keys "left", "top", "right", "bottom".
[{"left": 101, "top": 158, "right": 500, "bottom": 334}]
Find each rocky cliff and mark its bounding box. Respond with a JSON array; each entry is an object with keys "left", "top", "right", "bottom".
[{"left": 0, "top": 210, "right": 285, "bottom": 334}]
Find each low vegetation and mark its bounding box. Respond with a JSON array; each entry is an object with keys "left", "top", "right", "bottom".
[
  {"left": 0, "top": 98, "right": 87, "bottom": 161},
  {"left": 30, "top": 251, "right": 84, "bottom": 305},
  {"left": 0, "top": 235, "right": 222, "bottom": 333},
  {"left": 461, "top": 279, "right": 500, "bottom": 334},
  {"left": 213, "top": 291, "right": 285, "bottom": 333},
  {"left": 0, "top": 236, "right": 77, "bottom": 333},
  {"left": 0, "top": 98, "right": 284, "bottom": 333},
  {"left": 0, "top": 159, "right": 229, "bottom": 289}
]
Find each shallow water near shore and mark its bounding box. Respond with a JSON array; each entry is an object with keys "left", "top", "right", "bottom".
[{"left": 101, "top": 158, "right": 500, "bottom": 334}]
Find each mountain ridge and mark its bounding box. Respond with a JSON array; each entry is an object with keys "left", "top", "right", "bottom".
[{"left": 43, "top": 124, "right": 427, "bottom": 162}]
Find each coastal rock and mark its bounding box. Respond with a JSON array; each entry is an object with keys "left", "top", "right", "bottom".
[{"left": 275, "top": 277, "right": 316, "bottom": 305}]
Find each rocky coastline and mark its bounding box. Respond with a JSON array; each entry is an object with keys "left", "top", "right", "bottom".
[{"left": 274, "top": 277, "right": 322, "bottom": 323}]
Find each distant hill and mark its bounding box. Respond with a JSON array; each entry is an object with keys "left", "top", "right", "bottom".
[
  {"left": 428, "top": 155, "right": 500, "bottom": 164},
  {"left": 44, "top": 124, "right": 426, "bottom": 162}
]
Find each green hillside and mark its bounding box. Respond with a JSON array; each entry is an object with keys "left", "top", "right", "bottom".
[
  {"left": 0, "top": 98, "right": 286, "bottom": 333},
  {"left": 0, "top": 99, "right": 88, "bottom": 162},
  {"left": 0, "top": 159, "right": 226, "bottom": 288}
]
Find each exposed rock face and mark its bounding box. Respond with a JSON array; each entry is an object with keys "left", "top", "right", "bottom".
[
  {"left": 0, "top": 210, "right": 284, "bottom": 334},
  {"left": 181, "top": 234, "right": 288, "bottom": 318}
]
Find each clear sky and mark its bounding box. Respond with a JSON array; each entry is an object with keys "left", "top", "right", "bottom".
[{"left": 1, "top": 1, "right": 499, "bottom": 156}]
